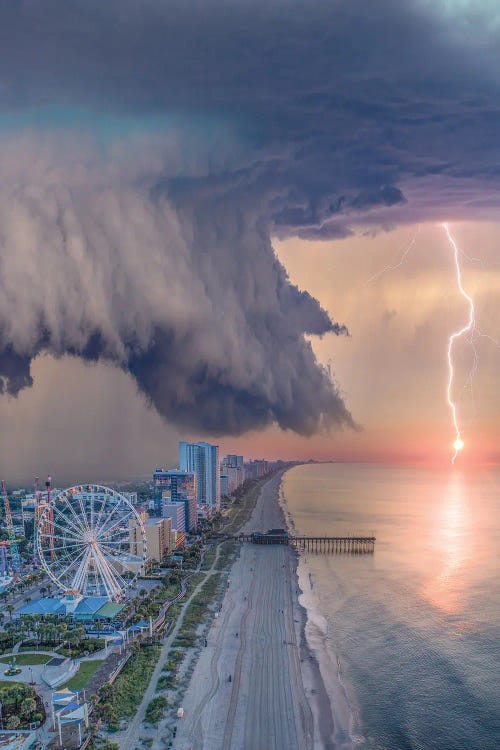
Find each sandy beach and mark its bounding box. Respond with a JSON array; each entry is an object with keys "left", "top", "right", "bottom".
[{"left": 173, "top": 470, "right": 336, "bottom": 750}]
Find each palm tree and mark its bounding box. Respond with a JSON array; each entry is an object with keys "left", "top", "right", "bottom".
[
  {"left": 6, "top": 604, "right": 14, "bottom": 621},
  {"left": 58, "top": 622, "right": 68, "bottom": 644},
  {"left": 66, "top": 628, "right": 83, "bottom": 653},
  {"left": 40, "top": 623, "right": 52, "bottom": 646},
  {"left": 17, "top": 622, "right": 27, "bottom": 646}
]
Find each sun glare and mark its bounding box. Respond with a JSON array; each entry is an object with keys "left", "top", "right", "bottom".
[{"left": 453, "top": 438, "right": 464, "bottom": 452}]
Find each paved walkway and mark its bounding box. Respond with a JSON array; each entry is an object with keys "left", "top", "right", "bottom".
[
  {"left": 114, "top": 546, "right": 221, "bottom": 750},
  {"left": 0, "top": 656, "right": 58, "bottom": 747},
  {"left": 8, "top": 647, "right": 60, "bottom": 658}
]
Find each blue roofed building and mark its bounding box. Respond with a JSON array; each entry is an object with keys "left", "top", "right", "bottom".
[
  {"left": 72, "top": 596, "right": 109, "bottom": 621},
  {"left": 17, "top": 598, "right": 66, "bottom": 617},
  {"left": 18, "top": 594, "right": 125, "bottom": 626}
]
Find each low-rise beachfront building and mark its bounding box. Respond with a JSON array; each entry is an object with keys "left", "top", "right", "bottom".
[
  {"left": 129, "top": 513, "right": 172, "bottom": 563},
  {"left": 251, "top": 528, "right": 289, "bottom": 545},
  {"left": 17, "top": 594, "right": 125, "bottom": 627}
]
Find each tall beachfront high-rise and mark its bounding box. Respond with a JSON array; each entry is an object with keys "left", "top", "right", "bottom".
[
  {"left": 152, "top": 468, "right": 197, "bottom": 531},
  {"left": 179, "top": 441, "right": 220, "bottom": 508}
]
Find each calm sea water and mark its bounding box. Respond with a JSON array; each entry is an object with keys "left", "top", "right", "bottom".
[{"left": 282, "top": 463, "right": 500, "bottom": 750}]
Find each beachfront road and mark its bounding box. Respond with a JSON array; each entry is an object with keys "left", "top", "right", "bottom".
[{"left": 174, "top": 473, "right": 314, "bottom": 750}]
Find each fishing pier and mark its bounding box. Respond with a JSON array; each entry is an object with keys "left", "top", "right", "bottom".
[{"left": 236, "top": 529, "right": 375, "bottom": 554}]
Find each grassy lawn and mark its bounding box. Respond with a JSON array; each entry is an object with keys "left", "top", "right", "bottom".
[
  {"left": 62, "top": 660, "right": 103, "bottom": 690},
  {"left": 0, "top": 653, "right": 52, "bottom": 665}
]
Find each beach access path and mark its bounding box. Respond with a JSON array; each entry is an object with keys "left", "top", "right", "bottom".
[{"left": 174, "top": 471, "right": 314, "bottom": 750}]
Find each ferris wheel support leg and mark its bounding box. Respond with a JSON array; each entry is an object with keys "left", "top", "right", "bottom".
[
  {"left": 92, "top": 546, "right": 122, "bottom": 601},
  {"left": 71, "top": 549, "right": 93, "bottom": 595}
]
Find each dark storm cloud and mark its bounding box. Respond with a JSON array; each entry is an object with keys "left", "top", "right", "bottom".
[
  {"left": 0, "top": 348, "right": 33, "bottom": 396},
  {"left": 0, "top": 0, "right": 498, "bottom": 434},
  {"left": 0, "top": 135, "right": 353, "bottom": 434}
]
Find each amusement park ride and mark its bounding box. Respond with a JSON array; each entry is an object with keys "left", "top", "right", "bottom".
[
  {"left": 1, "top": 479, "right": 147, "bottom": 602},
  {"left": 0, "top": 479, "right": 22, "bottom": 586}
]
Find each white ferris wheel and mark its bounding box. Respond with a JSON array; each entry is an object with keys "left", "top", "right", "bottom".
[{"left": 36, "top": 484, "right": 147, "bottom": 602}]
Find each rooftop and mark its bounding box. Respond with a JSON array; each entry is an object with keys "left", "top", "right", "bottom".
[
  {"left": 74, "top": 596, "right": 109, "bottom": 615},
  {"left": 18, "top": 598, "right": 65, "bottom": 616},
  {"left": 95, "top": 601, "right": 124, "bottom": 619},
  {"left": 18, "top": 595, "right": 125, "bottom": 620}
]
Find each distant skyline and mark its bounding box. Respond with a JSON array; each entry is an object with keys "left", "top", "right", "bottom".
[{"left": 0, "top": 1, "right": 499, "bottom": 481}]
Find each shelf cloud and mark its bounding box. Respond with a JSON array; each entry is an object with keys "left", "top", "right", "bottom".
[{"left": 0, "top": 0, "right": 498, "bottom": 435}]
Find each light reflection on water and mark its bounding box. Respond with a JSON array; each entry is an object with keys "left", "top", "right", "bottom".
[
  {"left": 421, "top": 472, "right": 469, "bottom": 616},
  {"left": 283, "top": 463, "right": 500, "bottom": 750}
]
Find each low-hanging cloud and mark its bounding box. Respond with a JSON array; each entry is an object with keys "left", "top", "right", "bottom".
[
  {"left": 0, "top": 135, "right": 352, "bottom": 434},
  {"left": 0, "top": 0, "right": 499, "bottom": 435}
]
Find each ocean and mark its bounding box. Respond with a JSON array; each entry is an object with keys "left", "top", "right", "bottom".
[{"left": 281, "top": 463, "right": 500, "bottom": 750}]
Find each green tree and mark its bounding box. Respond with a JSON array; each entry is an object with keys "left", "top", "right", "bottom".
[
  {"left": 57, "top": 622, "right": 68, "bottom": 643},
  {"left": 6, "top": 604, "right": 14, "bottom": 621},
  {"left": 6, "top": 685, "right": 27, "bottom": 711},
  {"left": 66, "top": 626, "right": 85, "bottom": 652},
  {"left": 20, "top": 696, "right": 37, "bottom": 720},
  {"left": 6, "top": 715, "right": 20, "bottom": 730},
  {"left": 98, "top": 702, "right": 117, "bottom": 724}
]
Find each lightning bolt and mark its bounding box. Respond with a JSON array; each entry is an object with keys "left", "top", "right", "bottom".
[
  {"left": 366, "top": 223, "right": 496, "bottom": 464},
  {"left": 364, "top": 225, "right": 421, "bottom": 285},
  {"left": 442, "top": 223, "right": 475, "bottom": 464}
]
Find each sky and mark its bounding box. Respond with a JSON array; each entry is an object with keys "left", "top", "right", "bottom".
[{"left": 0, "top": 1, "right": 499, "bottom": 482}]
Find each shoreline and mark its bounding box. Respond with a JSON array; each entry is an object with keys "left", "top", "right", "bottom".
[
  {"left": 173, "top": 463, "right": 498, "bottom": 750},
  {"left": 277, "top": 474, "right": 337, "bottom": 749},
  {"left": 172, "top": 468, "right": 342, "bottom": 749},
  {"left": 279, "top": 471, "right": 357, "bottom": 750}
]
